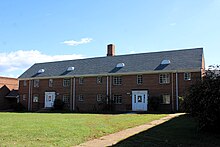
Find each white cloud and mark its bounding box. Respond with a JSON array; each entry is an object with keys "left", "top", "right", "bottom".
[
  {"left": 62, "top": 38, "right": 93, "bottom": 46},
  {"left": 0, "top": 50, "right": 84, "bottom": 78}
]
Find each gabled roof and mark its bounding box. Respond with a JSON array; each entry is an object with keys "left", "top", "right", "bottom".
[
  {"left": 18, "top": 48, "right": 204, "bottom": 79},
  {"left": 5, "top": 89, "right": 19, "bottom": 99}
]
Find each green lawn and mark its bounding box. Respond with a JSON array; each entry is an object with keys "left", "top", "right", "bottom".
[
  {"left": 113, "top": 114, "right": 220, "bottom": 147},
  {"left": 0, "top": 112, "right": 166, "bottom": 146}
]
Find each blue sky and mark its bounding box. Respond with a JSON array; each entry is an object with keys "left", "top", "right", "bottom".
[{"left": 0, "top": 0, "right": 219, "bottom": 77}]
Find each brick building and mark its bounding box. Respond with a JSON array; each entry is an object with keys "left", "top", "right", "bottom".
[
  {"left": 0, "top": 76, "right": 18, "bottom": 90},
  {"left": 18, "top": 44, "right": 205, "bottom": 112},
  {"left": 0, "top": 77, "right": 19, "bottom": 110}
]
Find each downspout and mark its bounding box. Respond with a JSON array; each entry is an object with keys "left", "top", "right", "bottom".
[
  {"left": 70, "top": 78, "right": 73, "bottom": 111},
  {"left": 72, "top": 77, "right": 76, "bottom": 111},
  {"left": 106, "top": 76, "right": 109, "bottom": 104},
  {"left": 30, "top": 80, "right": 33, "bottom": 111},
  {"left": 28, "top": 80, "right": 31, "bottom": 111},
  {"left": 110, "top": 76, "right": 112, "bottom": 102},
  {"left": 176, "top": 72, "right": 179, "bottom": 111},
  {"left": 171, "top": 73, "right": 174, "bottom": 111}
]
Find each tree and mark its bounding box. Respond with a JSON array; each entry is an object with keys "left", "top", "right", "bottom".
[{"left": 184, "top": 65, "right": 220, "bottom": 131}]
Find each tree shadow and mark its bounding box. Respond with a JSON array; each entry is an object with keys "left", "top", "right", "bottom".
[{"left": 111, "top": 114, "right": 220, "bottom": 147}]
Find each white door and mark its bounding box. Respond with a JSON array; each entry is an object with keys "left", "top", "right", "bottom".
[
  {"left": 45, "top": 92, "right": 56, "bottom": 108},
  {"left": 132, "top": 91, "right": 148, "bottom": 111}
]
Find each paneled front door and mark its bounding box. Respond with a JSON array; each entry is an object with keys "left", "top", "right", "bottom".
[
  {"left": 132, "top": 90, "right": 148, "bottom": 111},
  {"left": 45, "top": 92, "right": 56, "bottom": 108}
]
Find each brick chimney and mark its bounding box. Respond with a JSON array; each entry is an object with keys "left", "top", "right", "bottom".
[{"left": 107, "top": 44, "right": 115, "bottom": 56}]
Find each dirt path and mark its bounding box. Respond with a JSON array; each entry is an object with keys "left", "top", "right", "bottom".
[{"left": 75, "top": 113, "right": 185, "bottom": 147}]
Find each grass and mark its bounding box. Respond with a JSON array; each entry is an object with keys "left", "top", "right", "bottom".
[
  {"left": 0, "top": 112, "right": 166, "bottom": 146},
  {"left": 113, "top": 114, "right": 220, "bottom": 147}
]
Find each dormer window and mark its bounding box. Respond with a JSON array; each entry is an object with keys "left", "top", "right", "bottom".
[
  {"left": 161, "top": 60, "right": 171, "bottom": 65},
  {"left": 37, "top": 69, "right": 45, "bottom": 74},
  {"left": 116, "top": 63, "right": 125, "bottom": 68},
  {"left": 67, "top": 67, "right": 75, "bottom": 71}
]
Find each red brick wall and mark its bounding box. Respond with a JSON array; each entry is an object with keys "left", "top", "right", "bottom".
[{"left": 19, "top": 72, "right": 201, "bottom": 112}]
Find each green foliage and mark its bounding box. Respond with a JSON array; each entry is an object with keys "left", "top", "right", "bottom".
[
  {"left": 53, "top": 99, "right": 64, "bottom": 110},
  {"left": 14, "top": 102, "right": 26, "bottom": 112},
  {"left": 184, "top": 65, "right": 220, "bottom": 131},
  {"left": 0, "top": 113, "right": 166, "bottom": 146}
]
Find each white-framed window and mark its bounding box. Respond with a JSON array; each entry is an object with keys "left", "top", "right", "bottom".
[
  {"left": 63, "top": 79, "right": 70, "bottom": 87},
  {"left": 23, "top": 80, "right": 27, "bottom": 87},
  {"left": 184, "top": 72, "right": 191, "bottom": 81},
  {"left": 97, "top": 77, "right": 102, "bottom": 84},
  {"left": 78, "top": 95, "right": 84, "bottom": 101},
  {"left": 137, "top": 75, "right": 143, "bottom": 84},
  {"left": 63, "top": 95, "right": 70, "bottom": 104},
  {"left": 79, "top": 77, "right": 84, "bottom": 84},
  {"left": 159, "top": 74, "right": 170, "bottom": 84},
  {"left": 22, "top": 94, "right": 26, "bottom": 101},
  {"left": 33, "top": 95, "right": 39, "bottom": 103},
  {"left": 33, "top": 79, "right": 40, "bottom": 87},
  {"left": 97, "top": 94, "right": 103, "bottom": 102},
  {"left": 113, "top": 76, "right": 122, "bottom": 85},
  {"left": 162, "top": 94, "right": 170, "bottom": 104},
  {"left": 113, "top": 95, "right": 122, "bottom": 104},
  {"left": 49, "top": 79, "right": 53, "bottom": 87}
]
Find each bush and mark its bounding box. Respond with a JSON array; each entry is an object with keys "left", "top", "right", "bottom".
[
  {"left": 148, "top": 96, "right": 160, "bottom": 111},
  {"left": 14, "top": 102, "right": 26, "bottom": 112},
  {"left": 53, "top": 99, "right": 64, "bottom": 110},
  {"left": 184, "top": 65, "right": 220, "bottom": 131}
]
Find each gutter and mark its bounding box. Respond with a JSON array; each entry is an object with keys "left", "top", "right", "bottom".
[{"left": 18, "top": 69, "right": 201, "bottom": 81}]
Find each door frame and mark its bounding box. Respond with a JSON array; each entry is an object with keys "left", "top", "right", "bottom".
[
  {"left": 44, "top": 92, "right": 56, "bottom": 108},
  {"left": 132, "top": 90, "right": 148, "bottom": 111}
]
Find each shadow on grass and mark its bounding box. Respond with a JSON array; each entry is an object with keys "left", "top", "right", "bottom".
[{"left": 111, "top": 114, "right": 220, "bottom": 147}]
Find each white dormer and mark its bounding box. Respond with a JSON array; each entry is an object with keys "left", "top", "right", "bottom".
[
  {"left": 161, "top": 60, "right": 171, "bottom": 65},
  {"left": 116, "top": 63, "right": 125, "bottom": 68},
  {"left": 37, "top": 69, "right": 45, "bottom": 74},
  {"left": 67, "top": 66, "right": 75, "bottom": 71}
]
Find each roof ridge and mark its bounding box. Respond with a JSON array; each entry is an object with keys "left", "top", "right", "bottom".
[{"left": 34, "top": 47, "right": 203, "bottom": 65}]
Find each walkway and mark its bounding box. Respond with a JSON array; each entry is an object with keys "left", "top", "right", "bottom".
[{"left": 75, "top": 113, "right": 185, "bottom": 147}]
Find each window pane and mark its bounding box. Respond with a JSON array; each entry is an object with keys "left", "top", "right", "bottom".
[
  {"left": 113, "top": 95, "right": 122, "bottom": 104},
  {"left": 97, "top": 77, "right": 102, "bottom": 84},
  {"left": 79, "top": 77, "right": 84, "bottom": 84},
  {"left": 137, "top": 75, "right": 143, "bottom": 84},
  {"left": 113, "top": 76, "right": 122, "bottom": 85},
  {"left": 184, "top": 73, "right": 191, "bottom": 80},
  {"left": 63, "top": 95, "right": 70, "bottom": 103},
  {"left": 159, "top": 74, "right": 170, "bottom": 84},
  {"left": 162, "top": 95, "right": 170, "bottom": 104},
  {"left": 63, "top": 79, "right": 70, "bottom": 87}
]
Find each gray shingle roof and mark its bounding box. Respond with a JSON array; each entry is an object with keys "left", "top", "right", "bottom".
[{"left": 18, "top": 48, "right": 204, "bottom": 79}]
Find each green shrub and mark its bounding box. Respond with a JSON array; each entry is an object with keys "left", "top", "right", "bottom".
[
  {"left": 148, "top": 96, "right": 160, "bottom": 111},
  {"left": 14, "top": 102, "right": 26, "bottom": 112},
  {"left": 53, "top": 99, "right": 64, "bottom": 110}
]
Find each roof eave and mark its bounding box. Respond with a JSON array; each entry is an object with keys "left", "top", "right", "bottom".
[{"left": 18, "top": 68, "right": 201, "bottom": 80}]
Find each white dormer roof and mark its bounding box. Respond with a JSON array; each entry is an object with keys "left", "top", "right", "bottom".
[
  {"left": 37, "top": 69, "right": 45, "bottom": 74},
  {"left": 161, "top": 59, "right": 171, "bottom": 65},
  {"left": 67, "top": 67, "right": 75, "bottom": 71},
  {"left": 116, "top": 63, "right": 125, "bottom": 68}
]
